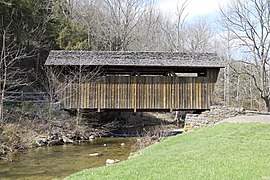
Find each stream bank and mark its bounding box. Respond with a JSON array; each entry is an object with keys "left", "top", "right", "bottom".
[
  {"left": 0, "top": 109, "right": 182, "bottom": 179},
  {"left": 0, "top": 104, "right": 180, "bottom": 161}
]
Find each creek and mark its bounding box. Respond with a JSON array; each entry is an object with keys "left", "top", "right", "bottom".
[{"left": 0, "top": 137, "right": 135, "bottom": 180}]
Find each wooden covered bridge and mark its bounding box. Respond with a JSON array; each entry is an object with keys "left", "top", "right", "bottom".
[{"left": 45, "top": 51, "right": 223, "bottom": 112}]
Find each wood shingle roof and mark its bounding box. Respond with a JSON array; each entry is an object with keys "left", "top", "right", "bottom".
[{"left": 45, "top": 50, "right": 224, "bottom": 68}]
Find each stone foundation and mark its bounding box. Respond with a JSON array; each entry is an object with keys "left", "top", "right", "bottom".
[{"left": 185, "top": 106, "right": 245, "bottom": 128}]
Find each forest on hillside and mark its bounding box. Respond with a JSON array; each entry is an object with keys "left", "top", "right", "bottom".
[{"left": 1, "top": 0, "right": 270, "bottom": 112}]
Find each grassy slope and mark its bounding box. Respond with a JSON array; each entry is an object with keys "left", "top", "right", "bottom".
[{"left": 67, "top": 123, "right": 270, "bottom": 180}]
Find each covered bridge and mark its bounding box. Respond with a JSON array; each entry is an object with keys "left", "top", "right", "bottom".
[{"left": 45, "top": 51, "right": 224, "bottom": 112}]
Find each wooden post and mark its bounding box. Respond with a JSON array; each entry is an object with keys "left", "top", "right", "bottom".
[
  {"left": 196, "top": 78, "right": 199, "bottom": 109},
  {"left": 197, "top": 78, "right": 200, "bottom": 109},
  {"left": 98, "top": 81, "right": 101, "bottom": 112},
  {"left": 163, "top": 77, "right": 166, "bottom": 109},
  {"left": 170, "top": 77, "right": 174, "bottom": 112},
  {"left": 134, "top": 77, "right": 137, "bottom": 113},
  {"left": 190, "top": 78, "right": 193, "bottom": 109}
]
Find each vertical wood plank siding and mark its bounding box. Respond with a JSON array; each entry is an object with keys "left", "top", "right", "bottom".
[{"left": 60, "top": 69, "right": 219, "bottom": 110}]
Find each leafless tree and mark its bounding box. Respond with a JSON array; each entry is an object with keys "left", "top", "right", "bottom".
[
  {"left": 44, "top": 63, "right": 100, "bottom": 127},
  {"left": 220, "top": 0, "right": 270, "bottom": 111},
  {"left": 64, "top": 0, "right": 205, "bottom": 53},
  {"left": 0, "top": 22, "right": 28, "bottom": 121},
  {"left": 0, "top": 1, "right": 54, "bottom": 121},
  {"left": 130, "top": 0, "right": 169, "bottom": 51},
  {"left": 159, "top": 0, "right": 188, "bottom": 52},
  {"left": 175, "top": 0, "right": 188, "bottom": 52},
  {"left": 71, "top": 0, "right": 104, "bottom": 50},
  {"left": 102, "top": 0, "right": 148, "bottom": 51},
  {"left": 185, "top": 18, "right": 214, "bottom": 52}
]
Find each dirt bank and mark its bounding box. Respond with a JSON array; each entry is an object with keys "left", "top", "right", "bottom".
[{"left": 0, "top": 107, "right": 176, "bottom": 161}]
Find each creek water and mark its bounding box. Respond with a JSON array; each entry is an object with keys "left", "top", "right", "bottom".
[{"left": 0, "top": 138, "right": 135, "bottom": 180}]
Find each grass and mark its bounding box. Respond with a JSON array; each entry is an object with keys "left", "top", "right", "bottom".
[{"left": 66, "top": 123, "right": 270, "bottom": 180}]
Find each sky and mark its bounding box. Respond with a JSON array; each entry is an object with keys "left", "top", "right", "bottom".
[{"left": 156, "top": 0, "right": 230, "bottom": 20}]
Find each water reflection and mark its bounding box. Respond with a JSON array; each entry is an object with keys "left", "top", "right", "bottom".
[{"left": 0, "top": 138, "right": 135, "bottom": 180}]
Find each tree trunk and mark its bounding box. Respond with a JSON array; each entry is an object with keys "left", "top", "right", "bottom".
[
  {"left": 0, "top": 99, "right": 3, "bottom": 121},
  {"left": 262, "top": 97, "right": 270, "bottom": 112}
]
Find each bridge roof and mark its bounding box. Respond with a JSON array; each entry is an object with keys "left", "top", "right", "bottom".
[{"left": 45, "top": 50, "right": 224, "bottom": 68}]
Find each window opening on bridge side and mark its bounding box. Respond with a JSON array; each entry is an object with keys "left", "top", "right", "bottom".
[
  {"left": 173, "top": 70, "right": 207, "bottom": 77},
  {"left": 175, "top": 73, "right": 198, "bottom": 77},
  {"left": 100, "top": 69, "right": 207, "bottom": 77}
]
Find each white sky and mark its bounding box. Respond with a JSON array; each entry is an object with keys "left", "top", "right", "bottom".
[{"left": 157, "top": 0, "right": 230, "bottom": 19}]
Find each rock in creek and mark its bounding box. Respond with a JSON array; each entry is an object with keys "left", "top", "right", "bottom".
[
  {"left": 62, "top": 136, "right": 74, "bottom": 143},
  {"left": 36, "top": 139, "right": 47, "bottom": 147},
  {"left": 47, "top": 140, "right": 64, "bottom": 146},
  {"left": 106, "top": 159, "right": 120, "bottom": 165},
  {"left": 89, "top": 135, "right": 95, "bottom": 140},
  {"left": 89, "top": 153, "right": 99, "bottom": 157},
  {"left": 35, "top": 136, "right": 47, "bottom": 147}
]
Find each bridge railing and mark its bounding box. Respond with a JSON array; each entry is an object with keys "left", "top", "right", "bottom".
[{"left": 3, "top": 91, "right": 49, "bottom": 103}]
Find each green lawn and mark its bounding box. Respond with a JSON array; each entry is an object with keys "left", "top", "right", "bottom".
[{"left": 66, "top": 123, "right": 270, "bottom": 180}]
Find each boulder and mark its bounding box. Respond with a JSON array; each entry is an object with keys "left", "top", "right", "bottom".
[
  {"left": 35, "top": 136, "right": 47, "bottom": 147},
  {"left": 62, "top": 136, "right": 74, "bottom": 143},
  {"left": 36, "top": 139, "right": 47, "bottom": 147},
  {"left": 89, "top": 153, "right": 99, "bottom": 157},
  {"left": 106, "top": 159, "right": 120, "bottom": 165},
  {"left": 89, "top": 135, "right": 95, "bottom": 140},
  {"left": 47, "top": 140, "right": 64, "bottom": 146},
  {"left": 151, "top": 135, "right": 159, "bottom": 141}
]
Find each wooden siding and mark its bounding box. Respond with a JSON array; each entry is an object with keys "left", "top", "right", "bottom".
[{"left": 56, "top": 69, "right": 219, "bottom": 111}]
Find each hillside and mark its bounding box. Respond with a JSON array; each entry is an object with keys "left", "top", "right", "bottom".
[{"left": 67, "top": 122, "right": 270, "bottom": 179}]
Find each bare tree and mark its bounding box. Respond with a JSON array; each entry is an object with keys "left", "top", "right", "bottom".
[
  {"left": 185, "top": 18, "right": 214, "bottom": 52},
  {"left": 71, "top": 0, "right": 104, "bottom": 50},
  {"left": 220, "top": 0, "right": 270, "bottom": 111},
  {"left": 175, "top": 0, "right": 188, "bottom": 52},
  {"left": 0, "top": 21, "right": 27, "bottom": 121},
  {"left": 159, "top": 0, "right": 188, "bottom": 52},
  {"left": 130, "top": 0, "right": 169, "bottom": 51},
  {"left": 43, "top": 63, "right": 100, "bottom": 126},
  {"left": 57, "top": 0, "right": 190, "bottom": 52},
  {"left": 102, "top": 0, "right": 147, "bottom": 51},
  {"left": 0, "top": 1, "right": 54, "bottom": 121}
]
